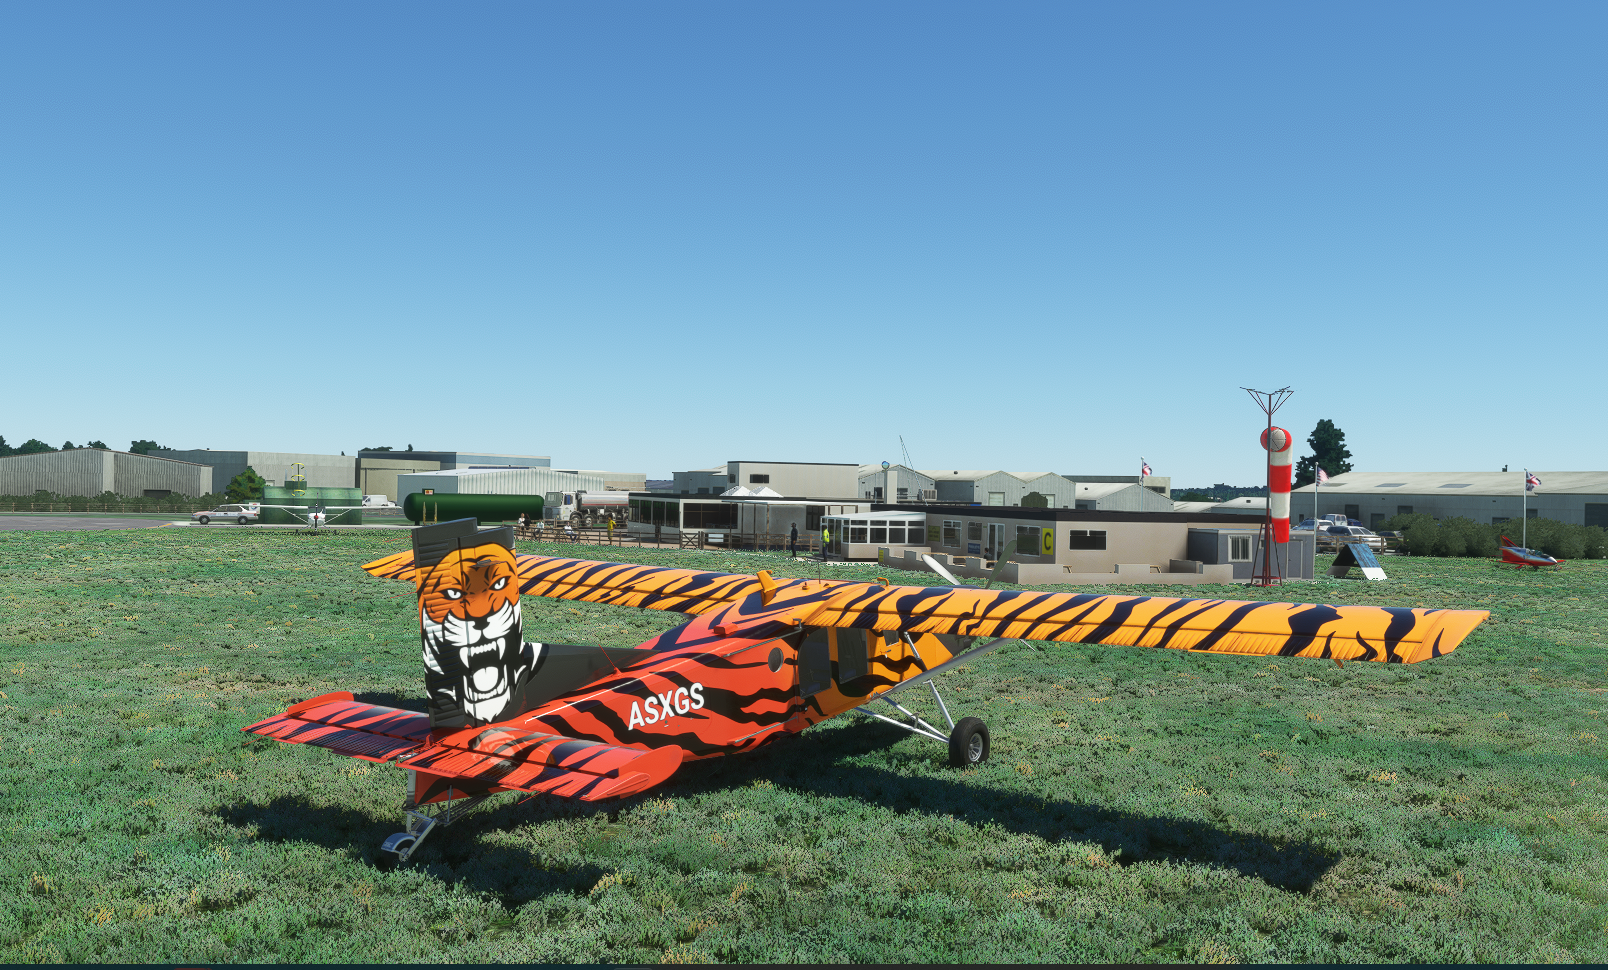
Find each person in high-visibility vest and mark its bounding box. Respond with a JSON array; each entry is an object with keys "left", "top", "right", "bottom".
[{"left": 821, "top": 527, "right": 830, "bottom": 560}]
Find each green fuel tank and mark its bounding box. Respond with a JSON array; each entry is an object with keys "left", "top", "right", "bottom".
[{"left": 403, "top": 493, "right": 544, "bottom": 525}]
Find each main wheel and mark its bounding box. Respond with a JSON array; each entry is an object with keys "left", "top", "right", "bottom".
[
  {"left": 237, "top": 516, "right": 249, "bottom": 525},
  {"left": 948, "top": 716, "right": 990, "bottom": 767},
  {"left": 197, "top": 515, "right": 210, "bottom": 525}
]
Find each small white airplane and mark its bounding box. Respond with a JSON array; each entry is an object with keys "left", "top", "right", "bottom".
[{"left": 258, "top": 502, "right": 365, "bottom": 528}]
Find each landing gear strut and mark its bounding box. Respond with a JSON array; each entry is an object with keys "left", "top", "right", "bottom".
[
  {"left": 849, "top": 633, "right": 1022, "bottom": 768},
  {"left": 380, "top": 794, "right": 491, "bottom": 863}
]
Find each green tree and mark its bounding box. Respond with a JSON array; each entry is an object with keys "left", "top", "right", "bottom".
[
  {"left": 129, "top": 440, "right": 165, "bottom": 455},
  {"left": 17, "top": 439, "right": 56, "bottom": 455},
  {"left": 1021, "top": 491, "right": 1049, "bottom": 508},
  {"left": 1174, "top": 491, "right": 1218, "bottom": 503},
  {"left": 226, "top": 466, "right": 267, "bottom": 502},
  {"left": 0, "top": 436, "right": 9, "bottom": 457},
  {"left": 61, "top": 441, "right": 77, "bottom": 450},
  {"left": 87, "top": 440, "right": 107, "bottom": 449},
  {"left": 1293, "top": 419, "right": 1354, "bottom": 488},
  {"left": 362, "top": 445, "right": 393, "bottom": 452}
]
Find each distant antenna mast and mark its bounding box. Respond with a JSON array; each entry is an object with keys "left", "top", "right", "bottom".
[{"left": 899, "top": 436, "right": 920, "bottom": 503}]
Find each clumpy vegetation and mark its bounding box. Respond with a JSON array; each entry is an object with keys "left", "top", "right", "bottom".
[
  {"left": 1381, "top": 513, "right": 1608, "bottom": 560},
  {"left": 2, "top": 528, "right": 1606, "bottom": 962}
]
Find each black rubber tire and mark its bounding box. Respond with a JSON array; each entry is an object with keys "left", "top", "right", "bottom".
[
  {"left": 948, "top": 716, "right": 990, "bottom": 767},
  {"left": 237, "top": 516, "right": 249, "bottom": 525},
  {"left": 197, "top": 515, "right": 210, "bottom": 525}
]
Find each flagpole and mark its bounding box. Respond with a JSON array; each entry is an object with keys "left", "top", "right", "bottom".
[
  {"left": 1313, "top": 457, "right": 1320, "bottom": 577},
  {"left": 1522, "top": 468, "right": 1528, "bottom": 549}
]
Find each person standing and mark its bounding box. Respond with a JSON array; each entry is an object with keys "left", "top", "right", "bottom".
[{"left": 789, "top": 523, "right": 799, "bottom": 558}]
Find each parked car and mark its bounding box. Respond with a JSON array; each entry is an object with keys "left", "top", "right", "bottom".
[
  {"left": 193, "top": 503, "right": 260, "bottom": 525},
  {"left": 1317, "top": 525, "right": 1386, "bottom": 552},
  {"left": 1377, "top": 530, "right": 1405, "bottom": 552}
]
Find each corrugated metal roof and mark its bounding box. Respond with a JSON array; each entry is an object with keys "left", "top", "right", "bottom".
[{"left": 1294, "top": 471, "right": 1608, "bottom": 495}]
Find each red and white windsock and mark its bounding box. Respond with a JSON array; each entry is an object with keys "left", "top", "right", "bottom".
[{"left": 1261, "top": 426, "right": 1294, "bottom": 542}]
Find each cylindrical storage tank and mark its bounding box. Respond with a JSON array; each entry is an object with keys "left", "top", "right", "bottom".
[{"left": 403, "top": 492, "right": 544, "bottom": 525}]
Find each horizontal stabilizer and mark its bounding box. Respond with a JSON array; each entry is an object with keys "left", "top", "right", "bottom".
[
  {"left": 243, "top": 691, "right": 683, "bottom": 801},
  {"left": 402, "top": 725, "right": 683, "bottom": 801},
  {"left": 242, "top": 692, "right": 432, "bottom": 763}
]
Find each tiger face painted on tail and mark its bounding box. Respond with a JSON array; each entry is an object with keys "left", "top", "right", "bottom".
[{"left": 412, "top": 519, "right": 540, "bottom": 729}]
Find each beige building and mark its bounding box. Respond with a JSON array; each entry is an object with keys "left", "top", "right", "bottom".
[
  {"left": 674, "top": 461, "right": 861, "bottom": 498},
  {"left": 868, "top": 505, "right": 1313, "bottom": 585}
]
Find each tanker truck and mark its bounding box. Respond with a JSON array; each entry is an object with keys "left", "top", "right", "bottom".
[{"left": 544, "top": 490, "right": 630, "bottom": 527}]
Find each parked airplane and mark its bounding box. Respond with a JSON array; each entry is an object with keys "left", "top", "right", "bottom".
[
  {"left": 243, "top": 518, "right": 1490, "bottom": 862},
  {"left": 1500, "top": 535, "right": 1563, "bottom": 570}
]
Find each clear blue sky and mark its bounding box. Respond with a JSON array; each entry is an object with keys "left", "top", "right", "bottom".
[{"left": 3, "top": 2, "right": 1602, "bottom": 483}]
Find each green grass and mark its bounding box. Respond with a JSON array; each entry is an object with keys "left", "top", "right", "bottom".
[{"left": 2, "top": 528, "right": 1606, "bottom": 962}]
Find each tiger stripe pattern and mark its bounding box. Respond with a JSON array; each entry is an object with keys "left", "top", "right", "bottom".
[{"left": 364, "top": 552, "right": 1489, "bottom": 665}]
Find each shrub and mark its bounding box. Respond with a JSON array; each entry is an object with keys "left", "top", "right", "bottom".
[{"left": 1381, "top": 513, "right": 1605, "bottom": 560}]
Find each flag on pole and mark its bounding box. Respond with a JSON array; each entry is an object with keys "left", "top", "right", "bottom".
[
  {"left": 1316, "top": 467, "right": 1329, "bottom": 486},
  {"left": 1526, "top": 472, "right": 1541, "bottom": 491},
  {"left": 1141, "top": 459, "right": 1152, "bottom": 478}
]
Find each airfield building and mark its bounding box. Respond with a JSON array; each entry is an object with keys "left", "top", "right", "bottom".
[
  {"left": 0, "top": 448, "right": 212, "bottom": 498},
  {"left": 863, "top": 504, "right": 1315, "bottom": 585},
  {"left": 1292, "top": 471, "right": 1608, "bottom": 529},
  {"left": 673, "top": 461, "right": 861, "bottom": 498}
]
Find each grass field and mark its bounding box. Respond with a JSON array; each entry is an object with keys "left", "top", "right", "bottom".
[{"left": 2, "top": 527, "right": 1606, "bottom": 963}]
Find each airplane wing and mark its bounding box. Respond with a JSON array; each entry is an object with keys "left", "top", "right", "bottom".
[
  {"left": 242, "top": 691, "right": 681, "bottom": 801},
  {"left": 361, "top": 551, "right": 853, "bottom": 617},
  {"left": 797, "top": 582, "right": 1488, "bottom": 665}
]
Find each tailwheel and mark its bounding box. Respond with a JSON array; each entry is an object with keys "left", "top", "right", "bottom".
[{"left": 948, "top": 716, "right": 990, "bottom": 767}]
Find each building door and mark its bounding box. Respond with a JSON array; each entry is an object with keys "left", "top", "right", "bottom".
[{"left": 986, "top": 523, "right": 1004, "bottom": 559}]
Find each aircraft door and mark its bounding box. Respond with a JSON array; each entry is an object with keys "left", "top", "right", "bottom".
[{"left": 798, "top": 627, "right": 832, "bottom": 697}]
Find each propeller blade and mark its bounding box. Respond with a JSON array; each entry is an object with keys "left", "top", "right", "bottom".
[
  {"left": 983, "top": 539, "right": 1018, "bottom": 589},
  {"left": 920, "top": 553, "right": 966, "bottom": 587}
]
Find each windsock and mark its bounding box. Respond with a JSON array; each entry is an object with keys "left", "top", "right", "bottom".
[{"left": 1261, "top": 426, "right": 1293, "bottom": 542}]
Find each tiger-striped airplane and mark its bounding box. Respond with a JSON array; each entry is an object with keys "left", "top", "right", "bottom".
[{"left": 243, "top": 518, "right": 1489, "bottom": 862}]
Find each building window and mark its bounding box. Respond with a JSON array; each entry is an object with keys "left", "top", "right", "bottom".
[
  {"left": 728, "top": 475, "right": 736, "bottom": 483},
  {"left": 1075, "top": 500, "right": 1095, "bottom": 510},
  {"left": 850, "top": 520, "right": 868, "bottom": 543},
  {"left": 1229, "top": 534, "right": 1253, "bottom": 562},
  {"left": 967, "top": 521, "right": 983, "bottom": 541},
  {"left": 750, "top": 474, "right": 770, "bottom": 484},
  {"left": 1016, "top": 527, "right": 1040, "bottom": 556},
  {"left": 806, "top": 505, "right": 824, "bottom": 531},
  {"left": 896, "top": 487, "right": 908, "bottom": 500},
  {"left": 697, "top": 487, "right": 708, "bottom": 494},
  {"left": 987, "top": 492, "right": 1006, "bottom": 507},
  {"left": 873, "top": 487, "right": 883, "bottom": 500},
  {"left": 1397, "top": 506, "right": 1413, "bottom": 515},
  {"left": 1067, "top": 530, "right": 1106, "bottom": 550},
  {"left": 942, "top": 519, "right": 961, "bottom": 546},
  {"left": 1369, "top": 513, "right": 1385, "bottom": 529}
]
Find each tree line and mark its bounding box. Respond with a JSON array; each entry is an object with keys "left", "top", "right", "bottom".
[{"left": 0, "top": 437, "right": 166, "bottom": 457}]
